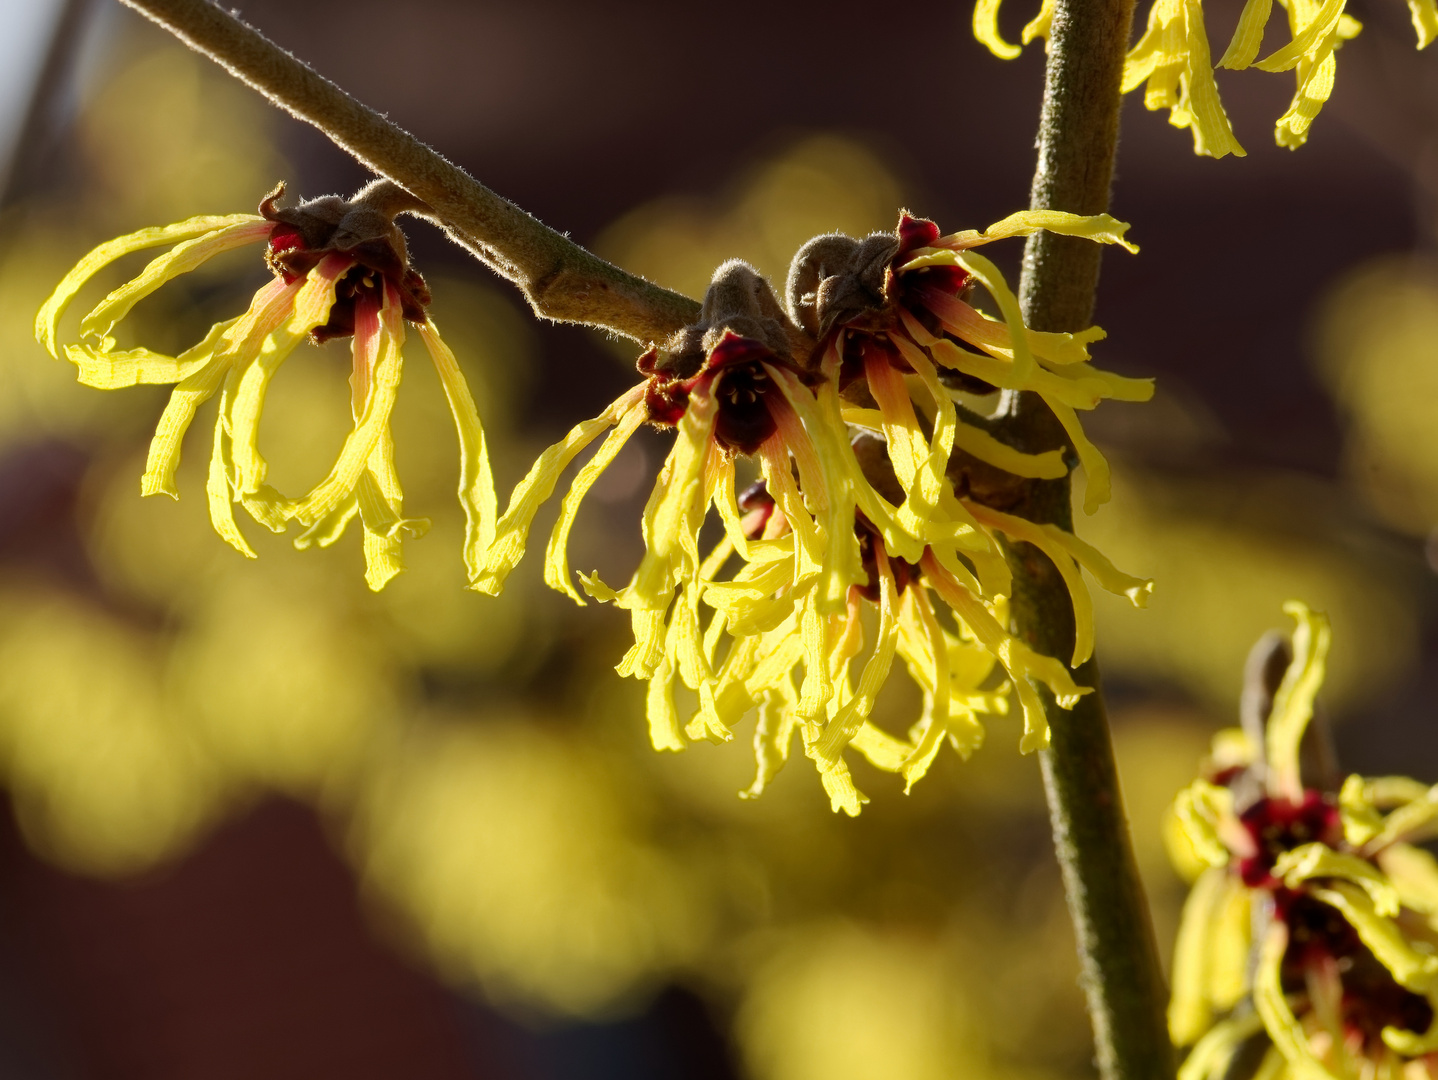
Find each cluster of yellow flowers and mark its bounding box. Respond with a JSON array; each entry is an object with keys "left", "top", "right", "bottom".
[
  {"left": 37, "top": 187, "right": 1152, "bottom": 811},
  {"left": 976, "top": 0, "right": 1438, "bottom": 155},
  {"left": 1168, "top": 603, "right": 1438, "bottom": 1080}
]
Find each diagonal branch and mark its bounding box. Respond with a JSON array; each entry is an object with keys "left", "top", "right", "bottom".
[{"left": 116, "top": 0, "right": 701, "bottom": 344}]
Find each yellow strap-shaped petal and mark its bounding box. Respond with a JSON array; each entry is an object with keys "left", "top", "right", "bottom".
[
  {"left": 418, "top": 320, "right": 496, "bottom": 585},
  {"left": 290, "top": 279, "right": 405, "bottom": 527},
  {"left": 972, "top": 0, "right": 1023, "bottom": 58},
  {"left": 941, "top": 209, "right": 1138, "bottom": 253},
  {"left": 969, "top": 503, "right": 1095, "bottom": 666},
  {"left": 1171, "top": 779, "right": 1236, "bottom": 868},
  {"left": 545, "top": 401, "right": 645, "bottom": 603},
  {"left": 1275, "top": 841, "right": 1401, "bottom": 916},
  {"left": 1368, "top": 786, "right": 1438, "bottom": 852},
  {"left": 898, "top": 298, "right": 1105, "bottom": 367},
  {"left": 1169, "top": 866, "right": 1230, "bottom": 1045},
  {"left": 35, "top": 213, "right": 262, "bottom": 357},
  {"left": 1383, "top": 985, "right": 1438, "bottom": 1055},
  {"left": 645, "top": 652, "right": 687, "bottom": 752},
  {"left": 742, "top": 692, "right": 799, "bottom": 799},
  {"left": 1218, "top": 0, "right": 1275, "bottom": 68},
  {"left": 816, "top": 755, "right": 868, "bottom": 816},
  {"left": 474, "top": 383, "right": 643, "bottom": 597},
  {"left": 1254, "top": 0, "right": 1347, "bottom": 72},
  {"left": 1253, "top": 922, "right": 1337, "bottom": 1080},
  {"left": 356, "top": 436, "right": 423, "bottom": 592},
  {"left": 1045, "top": 395, "right": 1113, "bottom": 512},
  {"left": 1021, "top": 0, "right": 1054, "bottom": 46},
  {"left": 922, "top": 549, "right": 1087, "bottom": 751},
  {"left": 1378, "top": 843, "right": 1438, "bottom": 919},
  {"left": 229, "top": 257, "right": 348, "bottom": 496},
  {"left": 850, "top": 721, "right": 913, "bottom": 773},
  {"left": 1310, "top": 880, "right": 1438, "bottom": 992},
  {"left": 204, "top": 367, "right": 255, "bottom": 558},
  {"left": 971, "top": 504, "right": 1153, "bottom": 607},
  {"left": 950, "top": 248, "right": 1035, "bottom": 385},
  {"left": 1176, "top": 1011, "right": 1267, "bottom": 1080},
  {"left": 66, "top": 331, "right": 225, "bottom": 389},
  {"left": 78, "top": 219, "right": 272, "bottom": 343},
  {"left": 814, "top": 556, "right": 900, "bottom": 770},
  {"left": 1274, "top": 50, "right": 1337, "bottom": 150},
  {"left": 900, "top": 589, "right": 955, "bottom": 790},
  {"left": 1410, "top": 0, "right": 1438, "bottom": 47},
  {"left": 141, "top": 278, "right": 300, "bottom": 498},
  {"left": 1266, "top": 600, "right": 1331, "bottom": 802},
  {"left": 1180, "top": 0, "right": 1247, "bottom": 158}
]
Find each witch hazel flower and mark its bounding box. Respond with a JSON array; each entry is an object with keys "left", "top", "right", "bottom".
[
  {"left": 1168, "top": 602, "right": 1438, "bottom": 1080},
  {"left": 786, "top": 210, "right": 1153, "bottom": 673},
  {"left": 35, "top": 180, "right": 495, "bottom": 591},
  {"left": 978, "top": 0, "right": 1436, "bottom": 156},
  {"left": 472, "top": 263, "right": 906, "bottom": 735}
]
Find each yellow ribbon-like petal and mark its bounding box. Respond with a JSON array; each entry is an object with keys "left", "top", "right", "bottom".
[
  {"left": 1266, "top": 601, "right": 1331, "bottom": 802},
  {"left": 35, "top": 213, "right": 262, "bottom": 358},
  {"left": 544, "top": 401, "right": 646, "bottom": 603},
  {"left": 473, "top": 384, "right": 644, "bottom": 596},
  {"left": 77, "top": 219, "right": 272, "bottom": 343}
]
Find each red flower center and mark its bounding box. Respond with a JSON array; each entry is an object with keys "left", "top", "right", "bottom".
[{"left": 1237, "top": 792, "right": 1343, "bottom": 888}]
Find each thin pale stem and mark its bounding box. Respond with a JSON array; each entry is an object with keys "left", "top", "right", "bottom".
[
  {"left": 116, "top": 0, "right": 701, "bottom": 344},
  {"left": 998, "top": 3, "right": 1176, "bottom": 1080}
]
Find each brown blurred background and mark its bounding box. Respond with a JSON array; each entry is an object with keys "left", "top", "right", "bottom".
[{"left": 0, "top": 0, "right": 1433, "bottom": 1076}]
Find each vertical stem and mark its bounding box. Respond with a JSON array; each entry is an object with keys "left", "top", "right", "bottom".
[{"left": 1004, "top": 3, "right": 1176, "bottom": 1079}]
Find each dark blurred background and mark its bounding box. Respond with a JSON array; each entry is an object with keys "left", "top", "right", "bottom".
[{"left": 0, "top": 0, "right": 1432, "bottom": 1076}]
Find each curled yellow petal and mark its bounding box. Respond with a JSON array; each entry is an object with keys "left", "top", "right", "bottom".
[
  {"left": 474, "top": 384, "right": 645, "bottom": 596},
  {"left": 1275, "top": 842, "right": 1401, "bottom": 917},
  {"left": 78, "top": 219, "right": 272, "bottom": 343},
  {"left": 545, "top": 401, "right": 646, "bottom": 603},
  {"left": 204, "top": 369, "right": 255, "bottom": 559},
  {"left": 1266, "top": 600, "right": 1331, "bottom": 802},
  {"left": 1169, "top": 867, "right": 1234, "bottom": 1045},
  {"left": 1310, "top": 880, "right": 1438, "bottom": 992},
  {"left": 419, "top": 320, "right": 496, "bottom": 585},
  {"left": 35, "top": 213, "right": 262, "bottom": 358},
  {"left": 742, "top": 692, "right": 799, "bottom": 799},
  {"left": 141, "top": 278, "right": 299, "bottom": 498},
  {"left": 1254, "top": 0, "right": 1347, "bottom": 73},
  {"left": 973, "top": 0, "right": 1023, "bottom": 59},
  {"left": 1218, "top": 0, "right": 1274, "bottom": 69},
  {"left": 1410, "top": 0, "right": 1438, "bottom": 48},
  {"left": 947, "top": 209, "right": 1139, "bottom": 254},
  {"left": 289, "top": 284, "right": 405, "bottom": 528},
  {"left": 229, "top": 258, "right": 348, "bottom": 496}
]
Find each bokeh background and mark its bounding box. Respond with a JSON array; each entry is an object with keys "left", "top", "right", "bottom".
[{"left": 0, "top": 0, "right": 1433, "bottom": 1076}]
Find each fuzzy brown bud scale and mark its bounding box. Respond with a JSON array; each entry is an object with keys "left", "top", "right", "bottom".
[{"left": 259, "top": 182, "right": 431, "bottom": 342}]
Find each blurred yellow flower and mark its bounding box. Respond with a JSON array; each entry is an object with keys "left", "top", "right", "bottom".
[
  {"left": 1168, "top": 602, "right": 1438, "bottom": 1080},
  {"left": 35, "top": 183, "right": 494, "bottom": 591},
  {"left": 976, "top": 0, "right": 1435, "bottom": 155}
]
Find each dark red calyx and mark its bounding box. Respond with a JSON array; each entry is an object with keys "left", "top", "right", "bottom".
[
  {"left": 1276, "top": 891, "right": 1435, "bottom": 1046},
  {"left": 852, "top": 516, "right": 919, "bottom": 603},
  {"left": 896, "top": 213, "right": 942, "bottom": 258},
  {"left": 1237, "top": 792, "right": 1343, "bottom": 888},
  {"left": 708, "top": 332, "right": 814, "bottom": 455},
  {"left": 737, "top": 479, "right": 775, "bottom": 540},
  {"left": 713, "top": 362, "right": 778, "bottom": 454},
  {"left": 260, "top": 183, "right": 430, "bottom": 338}
]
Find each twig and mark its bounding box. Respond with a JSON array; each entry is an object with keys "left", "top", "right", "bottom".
[
  {"left": 115, "top": 0, "right": 701, "bottom": 344},
  {"left": 998, "top": 2, "right": 1177, "bottom": 1079}
]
